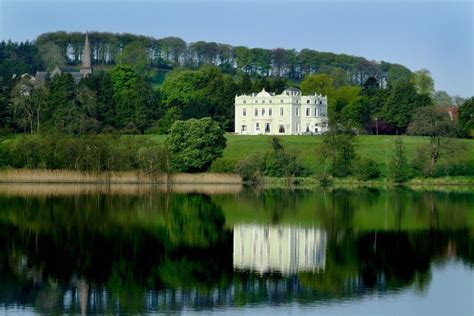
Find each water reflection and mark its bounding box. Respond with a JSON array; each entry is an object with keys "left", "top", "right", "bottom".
[
  {"left": 233, "top": 225, "right": 326, "bottom": 274},
  {"left": 0, "top": 186, "right": 472, "bottom": 314}
]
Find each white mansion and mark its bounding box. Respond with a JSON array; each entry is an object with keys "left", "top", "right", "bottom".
[{"left": 234, "top": 87, "right": 328, "bottom": 135}]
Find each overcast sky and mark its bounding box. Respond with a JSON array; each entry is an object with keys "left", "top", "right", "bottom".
[{"left": 1, "top": 0, "right": 472, "bottom": 97}]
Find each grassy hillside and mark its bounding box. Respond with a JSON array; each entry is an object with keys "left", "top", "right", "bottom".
[{"left": 147, "top": 134, "right": 474, "bottom": 177}]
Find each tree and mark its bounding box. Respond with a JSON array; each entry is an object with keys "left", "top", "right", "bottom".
[
  {"left": 38, "top": 42, "right": 65, "bottom": 71},
  {"left": 301, "top": 73, "right": 334, "bottom": 96},
  {"left": 165, "top": 117, "right": 226, "bottom": 172},
  {"left": 458, "top": 97, "right": 474, "bottom": 138},
  {"left": 433, "top": 91, "right": 452, "bottom": 107},
  {"left": 161, "top": 66, "right": 238, "bottom": 130},
  {"left": 320, "top": 129, "right": 356, "bottom": 177},
  {"left": 10, "top": 78, "right": 37, "bottom": 133},
  {"left": 341, "top": 96, "right": 371, "bottom": 131},
  {"left": 412, "top": 69, "right": 434, "bottom": 96},
  {"left": 407, "top": 107, "right": 458, "bottom": 176},
  {"left": 115, "top": 41, "right": 151, "bottom": 76},
  {"left": 110, "top": 65, "right": 158, "bottom": 132},
  {"left": 382, "top": 80, "right": 430, "bottom": 133},
  {"left": 388, "top": 137, "right": 410, "bottom": 183},
  {"left": 45, "top": 73, "right": 76, "bottom": 131},
  {"left": 263, "top": 137, "right": 305, "bottom": 177}
]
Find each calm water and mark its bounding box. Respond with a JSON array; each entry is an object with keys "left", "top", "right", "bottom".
[{"left": 0, "top": 184, "right": 472, "bottom": 315}]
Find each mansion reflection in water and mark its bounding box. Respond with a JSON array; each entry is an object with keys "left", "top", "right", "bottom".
[{"left": 233, "top": 225, "right": 327, "bottom": 274}]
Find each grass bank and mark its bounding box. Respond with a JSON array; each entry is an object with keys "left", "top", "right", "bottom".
[{"left": 144, "top": 134, "right": 474, "bottom": 178}]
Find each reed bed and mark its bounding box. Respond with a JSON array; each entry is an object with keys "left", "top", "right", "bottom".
[{"left": 0, "top": 169, "right": 242, "bottom": 184}]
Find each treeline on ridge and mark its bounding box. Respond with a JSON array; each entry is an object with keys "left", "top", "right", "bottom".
[{"left": 31, "top": 31, "right": 411, "bottom": 85}]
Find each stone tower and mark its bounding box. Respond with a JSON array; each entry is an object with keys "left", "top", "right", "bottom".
[{"left": 80, "top": 32, "right": 92, "bottom": 77}]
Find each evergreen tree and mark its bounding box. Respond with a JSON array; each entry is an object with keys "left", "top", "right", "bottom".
[{"left": 388, "top": 137, "right": 410, "bottom": 183}]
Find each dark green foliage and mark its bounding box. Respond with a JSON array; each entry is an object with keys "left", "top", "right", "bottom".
[
  {"left": 235, "top": 155, "right": 264, "bottom": 183},
  {"left": 382, "top": 80, "right": 432, "bottom": 133},
  {"left": 388, "top": 138, "right": 411, "bottom": 183},
  {"left": 263, "top": 137, "right": 306, "bottom": 177},
  {"left": 458, "top": 97, "right": 474, "bottom": 138},
  {"left": 1, "top": 134, "right": 168, "bottom": 172},
  {"left": 321, "top": 130, "right": 357, "bottom": 177},
  {"left": 161, "top": 66, "right": 237, "bottom": 130},
  {"left": 166, "top": 117, "right": 226, "bottom": 172},
  {"left": 110, "top": 65, "right": 160, "bottom": 132},
  {"left": 0, "top": 41, "right": 43, "bottom": 80},
  {"left": 352, "top": 157, "right": 381, "bottom": 181},
  {"left": 341, "top": 97, "right": 371, "bottom": 131}
]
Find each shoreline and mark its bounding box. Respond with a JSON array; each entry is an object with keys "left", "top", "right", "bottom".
[{"left": 0, "top": 169, "right": 474, "bottom": 187}]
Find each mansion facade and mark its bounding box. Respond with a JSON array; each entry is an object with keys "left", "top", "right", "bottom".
[{"left": 234, "top": 87, "right": 328, "bottom": 135}]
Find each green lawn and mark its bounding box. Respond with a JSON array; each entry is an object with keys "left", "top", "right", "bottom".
[{"left": 146, "top": 134, "right": 474, "bottom": 177}]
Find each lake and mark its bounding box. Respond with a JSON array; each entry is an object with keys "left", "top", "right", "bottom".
[{"left": 0, "top": 184, "right": 472, "bottom": 315}]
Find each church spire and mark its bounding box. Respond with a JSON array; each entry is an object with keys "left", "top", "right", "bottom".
[{"left": 80, "top": 32, "right": 92, "bottom": 76}]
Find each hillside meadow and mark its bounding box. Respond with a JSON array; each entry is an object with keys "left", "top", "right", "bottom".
[{"left": 145, "top": 134, "right": 474, "bottom": 177}]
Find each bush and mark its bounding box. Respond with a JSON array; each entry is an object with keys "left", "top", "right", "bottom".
[
  {"left": 235, "top": 155, "right": 264, "bottom": 184},
  {"left": 210, "top": 158, "right": 235, "bottom": 173},
  {"left": 388, "top": 137, "right": 411, "bottom": 183},
  {"left": 412, "top": 143, "right": 470, "bottom": 177},
  {"left": 263, "top": 137, "right": 306, "bottom": 177},
  {"left": 352, "top": 157, "right": 381, "bottom": 181},
  {"left": 166, "top": 117, "right": 226, "bottom": 173}
]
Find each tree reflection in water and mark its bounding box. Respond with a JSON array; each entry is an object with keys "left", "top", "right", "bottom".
[{"left": 0, "top": 187, "right": 472, "bottom": 313}]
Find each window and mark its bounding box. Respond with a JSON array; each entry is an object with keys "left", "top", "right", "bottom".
[
  {"left": 243, "top": 100, "right": 246, "bottom": 104},
  {"left": 315, "top": 127, "right": 319, "bottom": 133},
  {"left": 269, "top": 100, "right": 272, "bottom": 103},
  {"left": 279, "top": 125, "right": 285, "bottom": 133},
  {"left": 255, "top": 109, "right": 258, "bottom": 116},
  {"left": 296, "top": 99, "right": 299, "bottom": 103},
  {"left": 280, "top": 99, "right": 284, "bottom": 103},
  {"left": 262, "top": 100, "right": 265, "bottom": 104},
  {"left": 306, "top": 108, "right": 310, "bottom": 117},
  {"left": 296, "top": 123, "right": 300, "bottom": 132},
  {"left": 306, "top": 123, "right": 310, "bottom": 132},
  {"left": 241, "top": 125, "right": 247, "bottom": 132},
  {"left": 255, "top": 123, "right": 260, "bottom": 131},
  {"left": 269, "top": 108, "right": 272, "bottom": 116},
  {"left": 265, "top": 123, "right": 270, "bottom": 133},
  {"left": 280, "top": 107, "right": 284, "bottom": 116},
  {"left": 262, "top": 108, "right": 265, "bottom": 115},
  {"left": 243, "top": 108, "right": 246, "bottom": 116},
  {"left": 307, "top": 99, "right": 310, "bottom": 104},
  {"left": 315, "top": 108, "right": 318, "bottom": 117},
  {"left": 255, "top": 100, "right": 258, "bottom": 103},
  {"left": 319, "top": 101, "right": 322, "bottom": 104},
  {"left": 296, "top": 107, "right": 299, "bottom": 117}
]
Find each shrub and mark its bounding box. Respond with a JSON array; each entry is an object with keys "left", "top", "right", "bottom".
[
  {"left": 263, "top": 137, "right": 306, "bottom": 177},
  {"left": 388, "top": 137, "right": 411, "bottom": 183},
  {"left": 352, "top": 157, "right": 381, "bottom": 181},
  {"left": 166, "top": 117, "right": 226, "bottom": 173},
  {"left": 235, "top": 155, "right": 264, "bottom": 184},
  {"left": 210, "top": 158, "right": 235, "bottom": 173}
]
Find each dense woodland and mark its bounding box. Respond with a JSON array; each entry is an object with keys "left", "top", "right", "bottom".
[{"left": 0, "top": 31, "right": 473, "bottom": 137}]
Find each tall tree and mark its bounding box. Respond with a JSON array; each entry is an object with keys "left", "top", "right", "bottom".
[
  {"left": 412, "top": 69, "right": 434, "bottom": 96},
  {"left": 458, "top": 97, "right": 474, "bottom": 138},
  {"left": 38, "top": 42, "right": 65, "bottom": 71},
  {"left": 382, "top": 80, "right": 431, "bottom": 133}
]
